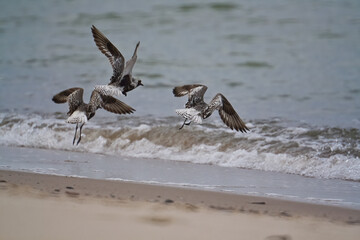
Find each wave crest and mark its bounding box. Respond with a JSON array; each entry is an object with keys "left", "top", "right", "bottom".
[{"left": 0, "top": 113, "right": 359, "bottom": 180}]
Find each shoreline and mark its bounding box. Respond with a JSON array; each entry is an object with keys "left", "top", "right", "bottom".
[
  {"left": 2, "top": 145, "right": 359, "bottom": 210},
  {"left": 1, "top": 169, "right": 360, "bottom": 223},
  {"left": 1, "top": 170, "right": 360, "bottom": 239}
]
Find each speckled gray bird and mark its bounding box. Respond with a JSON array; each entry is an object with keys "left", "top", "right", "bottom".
[
  {"left": 91, "top": 25, "right": 143, "bottom": 97},
  {"left": 52, "top": 87, "right": 135, "bottom": 145},
  {"left": 173, "top": 84, "right": 249, "bottom": 132}
]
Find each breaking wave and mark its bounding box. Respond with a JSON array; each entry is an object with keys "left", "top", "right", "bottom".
[{"left": 0, "top": 112, "right": 359, "bottom": 181}]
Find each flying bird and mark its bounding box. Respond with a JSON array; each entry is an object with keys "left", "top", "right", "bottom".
[
  {"left": 52, "top": 88, "right": 135, "bottom": 145},
  {"left": 91, "top": 25, "right": 143, "bottom": 97},
  {"left": 173, "top": 84, "right": 249, "bottom": 132}
]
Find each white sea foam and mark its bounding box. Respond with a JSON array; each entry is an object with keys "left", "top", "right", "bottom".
[
  {"left": 106, "top": 178, "right": 220, "bottom": 189},
  {"left": 0, "top": 113, "right": 359, "bottom": 181}
]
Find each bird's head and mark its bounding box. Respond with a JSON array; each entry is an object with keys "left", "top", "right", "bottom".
[
  {"left": 86, "top": 106, "right": 96, "bottom": 120},
  {"left": 88, "top": 112, "right": 95, "bottom": 120},
  {"left": 137, "top": 79, "right": 144, "bottom": 87}
]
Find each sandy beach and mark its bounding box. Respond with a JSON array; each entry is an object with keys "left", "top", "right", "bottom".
[{"left": 0, "top": 170, "right": 359, "bottom": 240}]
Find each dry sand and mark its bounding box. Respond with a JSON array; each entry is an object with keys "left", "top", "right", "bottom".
[{"left": 0, "top": 170, "right": 359, "bottom": 240}]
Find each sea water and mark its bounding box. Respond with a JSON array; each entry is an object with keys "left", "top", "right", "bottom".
[
  {"left": 0, "top": 0, "right": 359, "bottom": 206},
  {"left": 1, "top": 146, "right": 360, "bottom": 209}
]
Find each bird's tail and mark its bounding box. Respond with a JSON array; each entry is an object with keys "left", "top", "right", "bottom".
[{"left": 175, "top": 109, "right": 202, "bottom": 124}]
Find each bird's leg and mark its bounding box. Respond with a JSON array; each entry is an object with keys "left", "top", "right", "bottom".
[
  {"left": 179, "top": 119, "right": 191, "bottom": 130},
  {"left": 76, "top": 123, "right": 84, "bottom": 145},
  {"left": 179, "top": 119, "right": 187, "bottom": 130},
  {"left": 72, "top": 123, "right": 78, "bottom": 145}
]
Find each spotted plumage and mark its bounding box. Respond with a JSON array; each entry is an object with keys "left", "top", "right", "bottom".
[
  {"left": 173, "top": 84, "right": 249, "bottom": 132},
  {"left": 91, "top": 25, "right": 143, "bottom": 97},
  {"left": 52, "top": 87, "right": 135, "bottom": 145}
]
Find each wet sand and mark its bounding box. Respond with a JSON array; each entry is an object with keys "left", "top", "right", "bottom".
[{"left": 0, "top": 170, "right": 359, "bottom": 240}]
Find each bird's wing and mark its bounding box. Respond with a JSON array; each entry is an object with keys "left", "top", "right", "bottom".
[
  {"left": 91, "top": 25, "right": 125, "bottom": 80},
  {"left": 123, "top": 41, "right": 140, "bottom": 78},
  {"left": 52, "top": 88, "right": 84, "bottom": 115},
  {"left": 208, "top": 94, "right": 249, "bottom": 132},
  {"left": 173, "top": 84, "right": 208, "bottom": 102},
  {"left": 89, "top": 90, "right": 135, "bottom": 115}
]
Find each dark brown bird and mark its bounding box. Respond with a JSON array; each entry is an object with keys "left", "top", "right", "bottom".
[
  {"left": 52, "top": 87, "right": 135, "bottom": 145},
  {"left": 91, "top": 25, "right": 143, "bottom": 97},
  {"left": 173, "top": 84, "right": 249, "bottom": 132}
]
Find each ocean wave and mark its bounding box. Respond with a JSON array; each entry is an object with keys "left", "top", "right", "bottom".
[{"left": 0, "top": 112, "right": 359, "bottom": 181}]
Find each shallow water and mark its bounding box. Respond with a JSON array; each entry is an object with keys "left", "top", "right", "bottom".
[
  {"left": 1, "top": 146, "right": 360, "bottom": 209},
  {"left": 0, "top": 0, "right": 359, "bottom": 182}
]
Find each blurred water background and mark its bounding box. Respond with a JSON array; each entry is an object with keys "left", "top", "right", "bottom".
[{"left": 0, "top": 0, "right": 360, "bottom": 189}]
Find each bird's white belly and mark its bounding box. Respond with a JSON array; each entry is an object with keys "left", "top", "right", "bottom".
[{"left": 66, "top": 110, "right": 87, "bottom": 124}]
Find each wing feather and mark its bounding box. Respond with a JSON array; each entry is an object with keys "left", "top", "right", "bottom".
[
  {"left": 173, "top": 84, "right": 208, "bottom": 108},
  {"left": 91, "top": 25, "right": 125, "bottom": 79},
  {"left": 52, "top": 88, "right": 84, "bottom": 115},
  {"left": 123, "top": 41, "right": 140, "bottom": 77},
  {"left": 216, "top": 94, "right": 249, "bottom": 132},
  {"left": 101, "top": 95, "right": 135, "bottom": 114},
  {"left": 173, "top": 84, "right": 207, "bottom": 98},
  {"left": 89, "top": 90, "right": 135, "bottom": 115}
]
